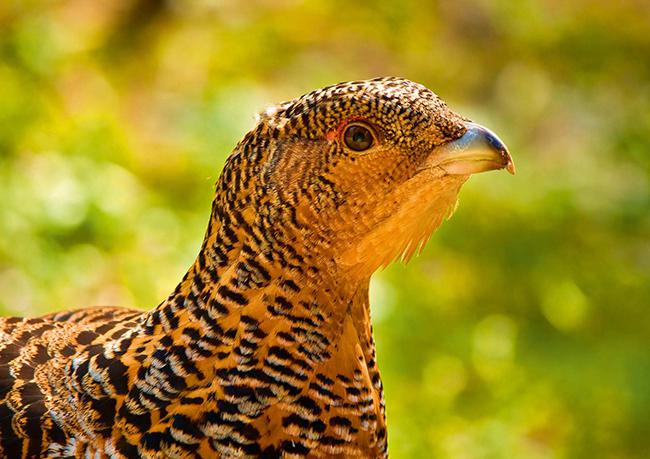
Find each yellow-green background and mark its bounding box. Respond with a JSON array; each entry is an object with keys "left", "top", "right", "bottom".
[{"left": 1, "top": 1, "right": 648, "bottom": 458}]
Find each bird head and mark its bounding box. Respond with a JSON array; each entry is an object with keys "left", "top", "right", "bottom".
[{"left": 216, "top": 77, "right": 514, "bottom": 280}]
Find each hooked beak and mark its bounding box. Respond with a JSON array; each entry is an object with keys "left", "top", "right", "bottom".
[{"left": 435, "top": 122, "right": 515, "bottom": 175}]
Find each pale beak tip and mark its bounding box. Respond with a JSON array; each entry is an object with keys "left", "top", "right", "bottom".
[{"left": 433, "top": 122, "right": 515, "bottom": 176}]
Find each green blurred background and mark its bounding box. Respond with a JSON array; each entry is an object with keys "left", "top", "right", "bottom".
[{"left": 0, "top": 1, "right": 648, "bottom": 457}]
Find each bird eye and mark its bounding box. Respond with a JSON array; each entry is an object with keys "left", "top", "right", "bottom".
[{"left": 343, "top": 123, "right": 374, "bottom": 152}]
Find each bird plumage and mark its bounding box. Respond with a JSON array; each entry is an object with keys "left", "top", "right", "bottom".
[{"left": 0, "top": 77, "right": 512, "bottom": 458}]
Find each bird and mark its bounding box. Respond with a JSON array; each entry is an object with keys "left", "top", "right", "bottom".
[{"left": 0, "top": 77, "right": 514, "bottom": 458}]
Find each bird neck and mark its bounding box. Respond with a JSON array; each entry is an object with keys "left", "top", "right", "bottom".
[{"left": 142, "top": 200, "right": 377, "bottom": 389}]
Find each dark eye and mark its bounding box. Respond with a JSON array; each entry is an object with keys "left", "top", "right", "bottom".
[{"left": 343, "top": 124, "right": 374, "bottom": 151}]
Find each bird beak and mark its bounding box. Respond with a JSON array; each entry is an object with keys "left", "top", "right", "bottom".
[{"left": 435, "top": 122, "right": 515, "bottom": 175}]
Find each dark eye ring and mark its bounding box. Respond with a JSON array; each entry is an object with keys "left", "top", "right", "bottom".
[{"left": 343, "top": 123, "right": 374, "bottom": 152}]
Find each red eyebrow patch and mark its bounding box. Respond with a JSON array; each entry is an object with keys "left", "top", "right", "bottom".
[{"left": 326, "top": 118, "right": 367, "bottom": 142}]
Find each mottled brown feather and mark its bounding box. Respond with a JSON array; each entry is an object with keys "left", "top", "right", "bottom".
[{"left": 0, "top": 77, "right": 485, "bottom": 458}]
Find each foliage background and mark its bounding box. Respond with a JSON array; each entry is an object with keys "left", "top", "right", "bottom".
[{"left": 0, "top": 1, "right": 648, "bottom": 457}]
